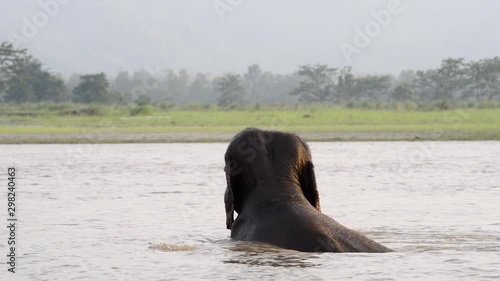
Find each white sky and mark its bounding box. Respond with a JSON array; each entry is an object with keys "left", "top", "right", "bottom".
[{"left": 1, "top": 0, "right": 499, "bottom": 76}]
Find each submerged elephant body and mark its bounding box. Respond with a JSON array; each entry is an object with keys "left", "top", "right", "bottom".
[
  {"left": 224, "top": 128, "right": 391, "bottom": 253},
  {"left": 230, "top": 198, "right": 390, "bottom": 252}
]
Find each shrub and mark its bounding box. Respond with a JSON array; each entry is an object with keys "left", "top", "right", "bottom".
[
  {"left": 405, "top": 101, "right": 418, "bottom": 111},
  {"left": 67, "top": 104, "right": 109, "bottom": 116},
  {"left": 135, "top": 95, "right": 151, "bottom": 106},
  {"left": 158, "top": 102, "right": 175, "bottom": 111},
  {"left": 223, "top": 102, "right": 244, "bottom": 111},
  {"left": 129, "top": 105, "right": 154, "bottom": 116}
]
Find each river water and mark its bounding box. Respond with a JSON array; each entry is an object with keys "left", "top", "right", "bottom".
[{"left": 1, "top": 141, "right": 499, "bottom": 280}]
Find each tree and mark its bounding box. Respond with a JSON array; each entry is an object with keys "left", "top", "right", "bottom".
[
  {"left": 1, "top": 41, "right": 68, "bottom": 103},
  {"left": 216, "top": 74, "right": 244, "bottom": 107},
  {"left": 188, "top": 73, "right": 214, "bottom": 104},
  {"left": 466, "top": 57, "right": 500, "bottom": 101},
  {"left": 29, "top": 67, "right": 67, "bottom": 102},
  {"left": 336, "top": 66, "right": 355, "bottom": 103},
  {"left": 4, "top": 76, "right": 34, "bottom": 103},
  {"left": 398, "top": 70, "right": 416, "bottom": 84},
  {"left": 73, "top": 73, "right": 110, "bottom": 104},
  {"left": 1, "top": 42, "right": 29, "bottom": 92},
  {"left": 243, "top": 64, "right": 263, "bottom": 102},
  {"left": 350, "top": 75, "right": 392, "bottom": 102},
  {"left": 290, "top": 64, "right": 337, "bottom": 103},
  {"left": 391, "top": 83, "right": 415, "bottom": 102},
  {"left": 112, "top": 71, "right": 133, "bottom": 96},
  {"left": 174, "top": 70, "right": 190, "bottom": 104},
  {"left": 437, "top": 57, "right": 467, "bottom": 101},
  {"left": 156, "top": 69, "right": 190, "bottom": 104},
  {"left": 253, "top": 71, "right": 278, "bottom": 104},
  {"left": 412, "top": 70, "right": 440, "bottom": 102}
]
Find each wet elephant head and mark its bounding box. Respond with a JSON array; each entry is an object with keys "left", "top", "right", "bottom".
[
  {"left": 222, "top": 128, "right": 392, "bottom": 253},
  {"left": 224, "top": 128, "right": 321, "bottom": 230}
]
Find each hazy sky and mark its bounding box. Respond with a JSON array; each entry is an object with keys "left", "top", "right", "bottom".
[{"left": 1, "top": 0, "right": 499, "bottom": 76}]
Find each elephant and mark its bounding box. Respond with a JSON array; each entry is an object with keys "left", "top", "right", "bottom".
[{"left": 224, "top": 128, "right": 391, "bottom": 253}]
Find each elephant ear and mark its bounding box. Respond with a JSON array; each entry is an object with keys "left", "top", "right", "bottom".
[
  {"left": 224, "top": 162, "right": 235, "bottom": 230},
  {"left": 224, "top": 183, "right": 234, "bottom": 229},
  {"left": 299, "top": 161, "right": 321, "bottom": 211}
]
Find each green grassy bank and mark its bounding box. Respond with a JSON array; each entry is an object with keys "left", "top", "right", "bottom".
[{"left": 1, "top": 103, "right": 499, "bottom": 143}]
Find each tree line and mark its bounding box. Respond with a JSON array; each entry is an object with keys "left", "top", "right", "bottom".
[{"left": 1, "top": 41, "right": 499, "bottom": 109}]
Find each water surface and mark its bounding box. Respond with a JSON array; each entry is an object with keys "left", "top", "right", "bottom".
[{"left": 1, "top": 141, "right": 499, "bottom": 280}]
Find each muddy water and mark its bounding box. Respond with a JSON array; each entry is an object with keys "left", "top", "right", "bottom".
[{"left": 1, "top": 141, "right": 499, "bottom": 280}]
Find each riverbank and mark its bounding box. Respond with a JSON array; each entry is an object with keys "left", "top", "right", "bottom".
[
  {"left": 1, "top": 130, "right": 499, "bottom": 144},
  {"left": 1, "top": 106, "right": 499, "bottom": 143}
]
